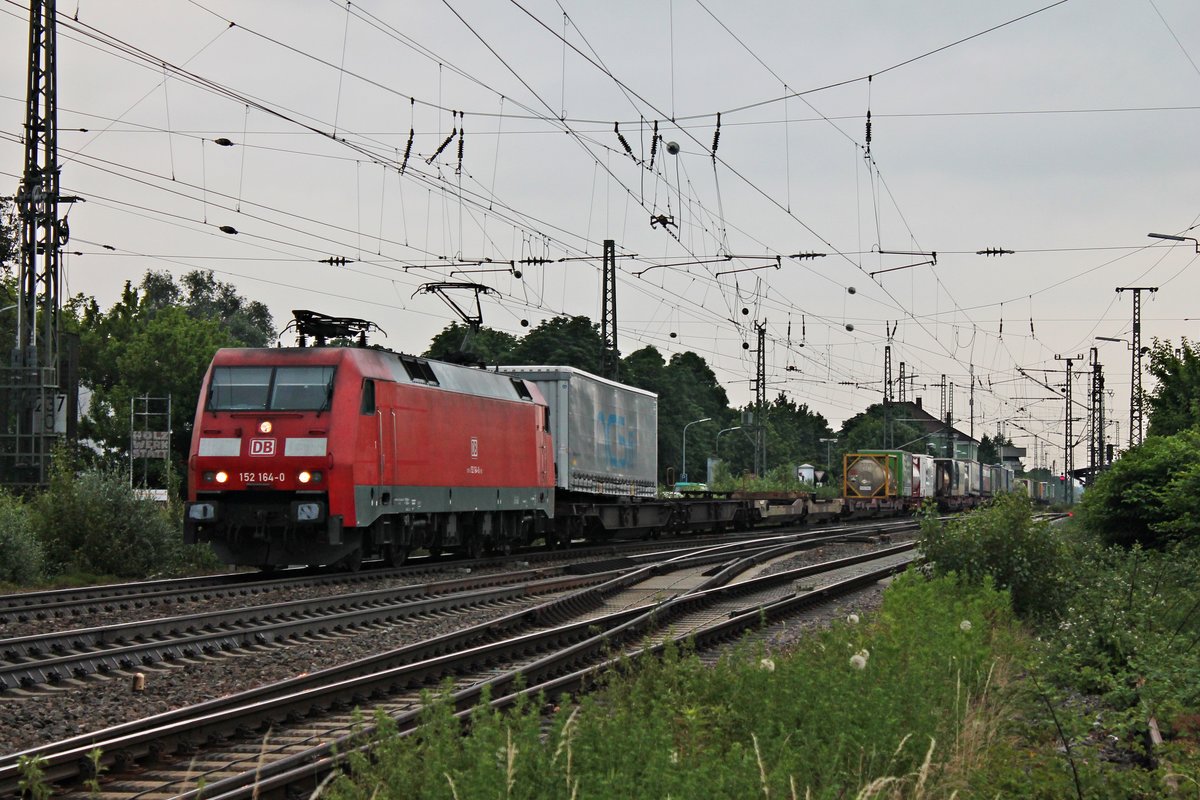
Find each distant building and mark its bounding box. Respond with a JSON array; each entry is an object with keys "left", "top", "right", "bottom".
[{"left": 887, "top": 398, "right": 979, "bottom": 459}]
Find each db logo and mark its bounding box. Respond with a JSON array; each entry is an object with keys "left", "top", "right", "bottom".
[
  {"left": 250, "top": 438, "right": 276, "bottom": 456},
  {"left": 470, "top": 437, "right": 479, "bottom": 459}
]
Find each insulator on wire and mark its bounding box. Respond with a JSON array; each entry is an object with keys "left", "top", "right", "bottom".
[
  {"left": 615, "top": 122, "right": 633, "bottom": 158},
  {"left": 456, "top": 115, "right": 465, "bottom": 175},
  {"left": 400, "top": 127, "right": 414, "bottom": 175},
  {"left": 426, "top": 112, "right": 458, "bottom": 164},
  {"left": 711, "top": 112, "right": 721, "bottom": 158},
  {"left": 648, "top": 121, "right": 659, "bottom": 169},
  {"left": 976, "top": 247, "right": 1014, "bottom": 256},
  {"left": 865, "top": 110, "right": 872, "bottom": 147}
]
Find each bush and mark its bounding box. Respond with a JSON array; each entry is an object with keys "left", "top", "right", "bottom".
[
  {"left": 32, "top": 463, "right": 201, "bottom": 579},
  {"left": 918, "top": 493, "right": 1071, "bottom": 620},
  {"left": 1077, "top": 428, "right": 1200, "bottom": 548},
  {"left": 0, "top": 491, "right": 44, "bottom": 585}
]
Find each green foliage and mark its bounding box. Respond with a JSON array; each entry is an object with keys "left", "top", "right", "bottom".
[
  {"left": 838, "top": 403, "right": 925, "bottom": 462},
  {"left": 509, "top": 315, "right": 605, "bottom": 369},
  {"left": 1146, "top": 337, "right": 1200, "bottom": 438},
  {"left": 918, "top": 492, "right": 1071, "bottom": 619},
  {"left": 1039, "top": 543, "right": 1200, "bottom": 709},
  {"left": 0, "top": 491, "right": 44, "bottom": 585},
  {"left": 0, "top": 196, "right": 16, "bottom": 271},
  {"left": 328, "top": 573, "right": 1020, "bottom": 798},
  {"left": 977, "top": 432, "right": 1013, "bottom": 466},
  {"left": 423, "top": 321, "right": 519, "bottom": 364},
  {"left": 71, "top": 270, "right": 273, "bottom": 472},
  {"left": 16, "top": 755, "right": 51, "bottom": 800},
  {"left": 1077, "top": 427, "right": 1200, "bottom": 548},
  {"left": 32, "top": 460, "right": 216, "bottom": 580},
  {"left": 710, "top": 462, "right": 837, "bottom": 498}
]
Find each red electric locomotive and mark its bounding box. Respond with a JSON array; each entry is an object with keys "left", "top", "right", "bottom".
[{"left": 185, "top": 312, "right": 554, "bottom": 570}]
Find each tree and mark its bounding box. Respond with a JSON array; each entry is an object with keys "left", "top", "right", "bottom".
[
  {"left": 509, "top": 316, "right": 605, "bottom": 369},
  {"left": 73, "top": 271, "right": 274, "bottom": 473},
  {"left": 838, "top": 404, "right": 923, "bottom": 458},
  {"left": 1145, "top": 338, "right": 1200, "bottom": 438},
  {"left": 1076, "top": 427, "right": 1200, "bottom": 548},
  {"left": 424, "top": 322, "right": 518, "bottom": 364},
  {"left": 0, "top": 197, "right": 16, "bottom": 271},
  {"left": 977, "top": 433, "right": 1013, "bottom": 465},
  {"left": 654, "top": 351, "right": 732, "bottom": 484}
]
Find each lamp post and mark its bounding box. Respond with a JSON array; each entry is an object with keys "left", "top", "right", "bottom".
[
  {"left": 681, "top": 417, "right": 712, "bottom": 483},
  {"left": 819, "top": 437, "right": 838, "bottom": 470},
  {"left": 715, "top": 426, "right": 741, "bottom": 458},
  {"left": 1148, "top": 232, "right": 1200, "bottom": 253}
]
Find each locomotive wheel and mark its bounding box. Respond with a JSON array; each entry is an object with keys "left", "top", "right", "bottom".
[
  {"left": 336, "top": 548, "right": 363, "bottom": 572},
  {"left": 467, "top": 536, "right": 485, "bottom": 560},
  {"left": 384, "top": 543, "right": 409, "bottom": 568}
]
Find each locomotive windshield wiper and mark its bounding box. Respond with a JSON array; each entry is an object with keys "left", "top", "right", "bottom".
[{"left": 316, "top": 383, "right": 333, "bottom": 417}]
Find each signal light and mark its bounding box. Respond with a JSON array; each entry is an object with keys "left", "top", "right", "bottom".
[{"left": 259, "top": 420, "right": 273, "bottom": 434}]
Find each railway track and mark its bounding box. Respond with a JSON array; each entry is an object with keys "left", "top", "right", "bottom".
[
  {"left": 0, "top": 522, "right": 913, "bottom": 696},
  {"left": 0, "top": 528, "right": 915, "bottom": 798},
  {"left": 0, "top": 517, "right": 902, "bottom": 634}
]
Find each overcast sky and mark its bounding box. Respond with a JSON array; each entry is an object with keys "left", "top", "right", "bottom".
[{"left": 3, "top": 0, "right": 1198, "bottom": 471}]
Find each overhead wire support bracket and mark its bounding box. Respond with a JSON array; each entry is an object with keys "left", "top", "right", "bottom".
[
  {"left": 869, "top": 249, "right": 937, "bottom": 278},
  {"left": 451, "top": 261, "right": 521, "bottom": 278},
  {"left": 715, "top": 256, "right": 782, "bottom": 277}
]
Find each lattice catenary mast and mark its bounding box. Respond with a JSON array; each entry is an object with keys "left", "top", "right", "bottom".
[{"left": 4, "top": 0, "right": 77, "bottom": 487}]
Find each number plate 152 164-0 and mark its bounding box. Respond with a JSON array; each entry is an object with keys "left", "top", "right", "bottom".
[{"left": 240, "top": 472, "right": 286, "bottom": 484}]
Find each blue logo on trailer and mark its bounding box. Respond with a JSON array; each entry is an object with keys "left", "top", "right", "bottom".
[{"left": 597, "top": 412, "right": 636, "bottom": 468}]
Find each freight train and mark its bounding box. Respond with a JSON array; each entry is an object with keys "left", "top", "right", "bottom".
[
  {"left": 184, "top": 312, "right": 748, "bottom": 570},
  {"left": 185, "top": 312, "right": 1023, "bottom": 571},
  {"left": 842, "top": 449, "right": 1016, "bottom": 515}
]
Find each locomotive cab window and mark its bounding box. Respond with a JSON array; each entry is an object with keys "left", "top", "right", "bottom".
[{"left": 208, "top": 366, "right": 336, "bottom": 411}]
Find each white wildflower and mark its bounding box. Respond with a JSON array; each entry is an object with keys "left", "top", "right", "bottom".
[
  {"left": 850, "top": 654, "right": 868, "bottom": 670},
  {"left": 670, "top": 749, "right": 680, "bottom": 764},
  {"left": 857, "top": 648, "right": 870, "bottom": 660},
  {"left": 759, "top": 657, "right": 776, "bottom": 672},
  {"left": 960, "top": 619, "right": 973, "bottom": 632},
  {"left": 847, "top": 613, "right": 860, "bottom": 624}
]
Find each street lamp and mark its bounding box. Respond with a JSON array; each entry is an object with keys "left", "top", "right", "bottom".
[
  {"left": 715, "top": 426, "right": 741, "bottom": 458},
  {"left": 681, "top": 417, "right": 712, "bottom": 483},
  {"left": 1148, "top": 232, "right": 1199, "bottom": 253},
  {"left": 819, "top": 437, "right": 838, "bottom": 469}
]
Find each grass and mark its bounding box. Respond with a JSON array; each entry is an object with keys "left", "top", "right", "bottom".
[{"left": 326, "top": 572, "right": 1026, "bottom": 799}]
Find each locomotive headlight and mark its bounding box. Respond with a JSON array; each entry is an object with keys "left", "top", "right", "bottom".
[
  {"left": 203, "top": 471, "right": 215, "bottom": 482},
  {"left": 312, "top": 470, "right": 323, "bottom": 483},
  {"left": 298, "top": 470, "right": 312, "bottom": 484},
  {"left": 215, "top": 470, "right": 229, "bottom": 484},
  {"left": 259, "top": 420, "right": 273, "bottom": 434}
]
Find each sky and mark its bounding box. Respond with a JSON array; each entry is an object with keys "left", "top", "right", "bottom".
[{"left": 2, "top": 0, "right": 1198, "bottom": 474}]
